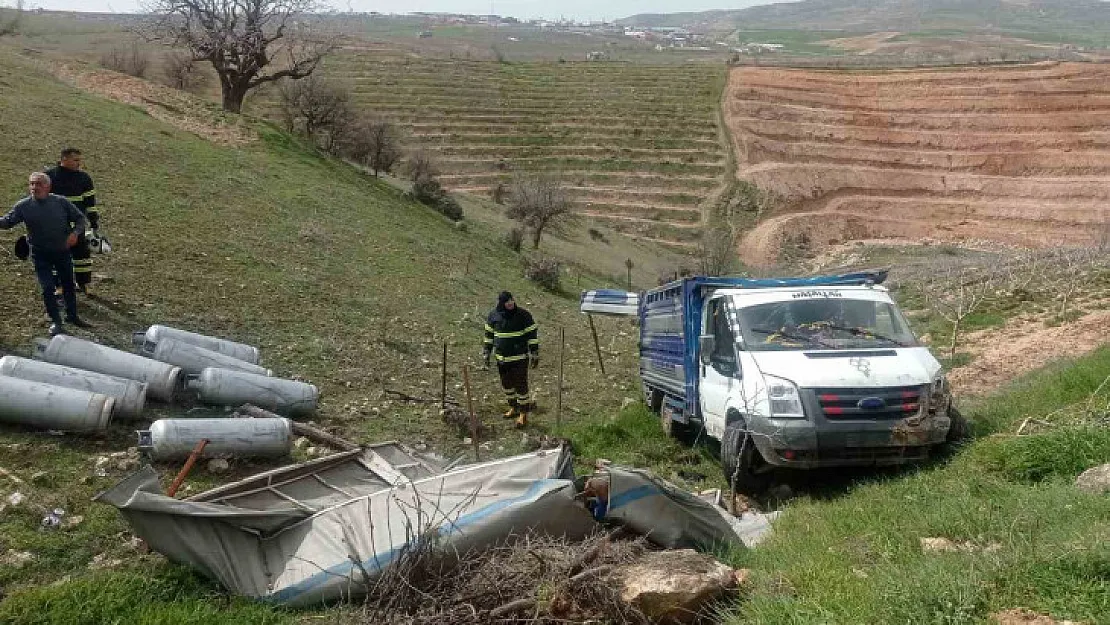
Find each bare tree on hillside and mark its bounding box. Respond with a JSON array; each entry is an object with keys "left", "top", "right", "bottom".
[
  {"left": 0, "top": 0, "right": 21, "bottom": 37},
  {"left": 100, "top": 42, "right": 151, "bottom": 78},
  {"left": 404, "top": 149, "right": 439, "bottom": 183},
  {"left": 921, "top": 265, "right": 996, "bottom": 358},
  {"left": 278, "top": 74, "right": 350, "bottom": 148},
  {"left": 506, "top": 174, "right": 573, "bottom": 249},
  {"left": 1053, "top": 247, "right": 1103, "bottom": 321},
  {"left": 162, "top": 49, "right": 207, "bottom": 91},
  {"left": 140, "top": 0, "right": 338, "bottom": 113},
  {"left": 339, "top": 119, "right": 401, "bottom": 177},
  {"left": 696, "top": 224, "right": 739, "bottom": 276}
]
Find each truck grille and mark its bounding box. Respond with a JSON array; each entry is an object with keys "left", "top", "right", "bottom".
[{"left": 812, "top": 385, "right": 925, "bottom": 420}]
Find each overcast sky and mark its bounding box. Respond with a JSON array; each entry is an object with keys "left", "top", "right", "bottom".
[{"left": 12, "top": 0, "right": 783, "bottom": 23}]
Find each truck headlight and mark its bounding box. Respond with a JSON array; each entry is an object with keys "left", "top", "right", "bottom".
[{"left": 766, "top": 375, "right": 805, "bottom": 419}]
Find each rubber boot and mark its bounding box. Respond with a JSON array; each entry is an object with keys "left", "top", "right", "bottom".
[
  {"left": 515, "top": 412, "right": 528, "bottom": 428},
  {"left": 503, "top": 406, "right": 518, "bottom": 419}
]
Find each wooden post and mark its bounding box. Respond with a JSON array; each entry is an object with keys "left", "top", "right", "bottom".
[
  {"left": 556, "top": 327, "right": 566, "bottom": 434},
  {"left": 167, "top": 439, "right": 209, "bottom": 498},
  {"left": 441, "top": 342, "right": 448, "bottom": 411},
  {"left": 587, "top": 313, "right": 605, "bottom": 375},
  {"left": 461, "top": 365, "right": 480, "bottom": 461}
]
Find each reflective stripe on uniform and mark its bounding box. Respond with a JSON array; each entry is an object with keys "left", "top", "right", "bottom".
[
  {"left": 495, "top": 353, "right": 529, "bottom": 363},
  {"left": 491, "top": 324, "right": 538, "bottom": 339}
]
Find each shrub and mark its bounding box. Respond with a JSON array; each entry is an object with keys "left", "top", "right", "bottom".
[
  {"left": 412, "top": 177, "right": 446, "bottom": 205},
  {"left": 435, "top": 195, "right": 463, "bottom": 221},
  {"left": 524, "top": 256, "right": 561, "bottom": 291},
  {"left": 505, "top": 228, "right": 524, "bottom": 252},
  {"left": 100, "top": 42, "right": 150, "bottom": 78},
  {"left": 410, "top": 176, "right": 463, "bottom": 221}
]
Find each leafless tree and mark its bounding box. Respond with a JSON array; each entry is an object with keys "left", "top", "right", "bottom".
[
  {"left": 278, "top": 73, "right": 350, "bottom": 148},
  {"left": 340, "top": 118, "right": 402, "bottom": 177},
  {"left": 695, "top": 224, "right": 738, "bottom": 276},
  {"left": 100, "top": 42, "right": 151, "bottom": 78},
  {"left": 162, "top": 49, "right": 207, "bottom": 91},
  {"left": 139, "top": 0, "right": 337, "bottom": 113},
  {"left": 1054, "top": 247, "right": 1100, "bottom": 321},
  {"left": 0, "top": 0, "right": 21, "bottom": 37},
  {"left": 921, "top": 265, "right": 996, "bottom": 358},
  {"left": 506, "top": 173, "right": 573, "bottom": 249},
  {"left": 404, "top": 148, "right": 439, "bottom": 183}
]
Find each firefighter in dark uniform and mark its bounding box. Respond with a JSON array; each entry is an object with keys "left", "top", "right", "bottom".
[
  {"left": 45, "top": 148, "right": 98, "bottom": 294},
  {"left": 482, "top": 291, "right": 539, "bottom": 428}
]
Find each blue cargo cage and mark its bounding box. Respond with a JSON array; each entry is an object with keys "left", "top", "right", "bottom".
[{"left": 638, "top": 271, "right": 888, "bottom": 420}]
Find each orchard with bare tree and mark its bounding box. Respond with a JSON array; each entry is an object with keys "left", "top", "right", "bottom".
[{"left": 141, "top": 0, "right": 337, "bottom": 113}]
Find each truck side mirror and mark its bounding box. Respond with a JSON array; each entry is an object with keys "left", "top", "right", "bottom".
[{"left": 699, "top": 335, "right": 715, "bottom": 365}]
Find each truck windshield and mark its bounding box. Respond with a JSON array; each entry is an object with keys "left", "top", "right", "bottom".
[{"left": 737, "top": 297, "right": 917, "bottom": 351}]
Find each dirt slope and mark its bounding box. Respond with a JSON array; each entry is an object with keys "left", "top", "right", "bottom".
[{"left": 724, "top": 62, "right": 1110, "bottom": 265}]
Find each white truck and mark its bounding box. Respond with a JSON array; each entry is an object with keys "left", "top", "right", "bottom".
[{"left": 583, "top": 271, "right": 965, "bottom": 492}]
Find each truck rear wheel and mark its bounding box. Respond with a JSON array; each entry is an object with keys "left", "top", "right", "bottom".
[{"left": 721, "top": 423, "right": 772, "bottom": 494}]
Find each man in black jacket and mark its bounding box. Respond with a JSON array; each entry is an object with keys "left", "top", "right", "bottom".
[
  {"left": 1, "top": 172, "right": 91, "bottom": 335},
  {"left": 483, "top": 291, "right": 539, "bottom": 428},
  {"left": 45, "top": 148, "right": 98, "bottom": 294}
]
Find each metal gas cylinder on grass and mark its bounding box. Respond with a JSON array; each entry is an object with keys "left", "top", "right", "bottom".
[
  {"left": 133, "top": 325, "right": 261, "bottom": 365},
  {"left": 34, "top": 335, "right": 182, "bottom": 402},
  {"left": 139, "top": 337, "right": 272, "bottom": 377},
  {"left": 187, "top": 368, "right": 318, "bottom": 416},
  {"left": 0, "top": 355, "right": 148, "bottom": 420},
  {"left": 0, "top": 376, "right": 115, "bottom": 432},
  {"left": 138, "top": 417, "right": 293, "bottom": 460}
]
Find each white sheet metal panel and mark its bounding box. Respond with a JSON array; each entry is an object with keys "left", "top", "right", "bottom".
[{"left": 580, "top": 289, "right": 639, "bottom": 317}]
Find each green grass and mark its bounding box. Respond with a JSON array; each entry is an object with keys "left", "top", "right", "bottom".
[
  {"left": 0, "top": 566, "right": 293, "bottom": 625},
  {"left": 718, "top": 346, "right": 1110, "bottom": 625}
]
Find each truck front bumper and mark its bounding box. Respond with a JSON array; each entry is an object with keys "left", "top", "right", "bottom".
[{"left": 748, "top": 411, "right": 950, "bottom": 470}]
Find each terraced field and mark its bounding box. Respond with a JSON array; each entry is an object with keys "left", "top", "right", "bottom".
[
  {"left": 724, "top": 62, "right": 1110, "bottom": 263},
  {"left": 323, "top": 51, "right": 729, "bottom": 248}
]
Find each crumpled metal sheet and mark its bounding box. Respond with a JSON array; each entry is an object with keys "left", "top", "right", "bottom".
[{"left": 97, "top": 445, "right": 773, "bottom": 607}]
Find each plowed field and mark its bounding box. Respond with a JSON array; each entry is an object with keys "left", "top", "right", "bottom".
[{"left": 724, "top": 62, "right": 1110, "bottom": 264}]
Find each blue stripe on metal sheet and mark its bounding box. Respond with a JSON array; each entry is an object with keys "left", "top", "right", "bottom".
[{"left": 264, "top": 478, "right": 565, "bottom": 605}]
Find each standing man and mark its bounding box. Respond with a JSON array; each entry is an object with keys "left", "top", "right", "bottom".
[
  {"left": 1, "top": 172, "right": 92, "bottom": 336},
  {"left": 482, "top": 291, "right": 539, "bottom": 428},
  {"left": 45, "top": 148, "right": 97, "bottom": 294}
]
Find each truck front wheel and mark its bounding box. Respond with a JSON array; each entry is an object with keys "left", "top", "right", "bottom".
[{"left": 721, "top": 423, "right": 772, "bottom": 494}]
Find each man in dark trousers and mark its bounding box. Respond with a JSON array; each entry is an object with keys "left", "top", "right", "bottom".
[
  {"left": 482, "top": 291, "right": 539, "bottom": 428},
  {"left": 45, "top": 148, "right": 98, "bottom": 294},
  {"left": 1, "top": 172, "right": 92, "bottom": 336}
]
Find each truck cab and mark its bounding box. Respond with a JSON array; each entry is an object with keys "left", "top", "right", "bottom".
[{"left": 622, "top": 272, "right": 961, "bottom": 492}]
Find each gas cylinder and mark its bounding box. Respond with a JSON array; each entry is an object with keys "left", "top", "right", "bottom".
[
  {"left": 0, "top": 355, "right": 147, "bottom": 420},
  {"left": 187, "top": 367, "right": 318, "bottom": 416},
  {"left": 137, "top": 417, "right": 293, "bottom": 460},
  {"left": 33, "top": 335, "right": 183, "bottom": 402},
  {"left": 0, "top": 376, "right": 115, "bottom": 432},
  {"left": 139, "top": 337, "right": 272, "bottom": 377},
  {"left": 133, "top": 325, "right": 261, "bottom": 365}
]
